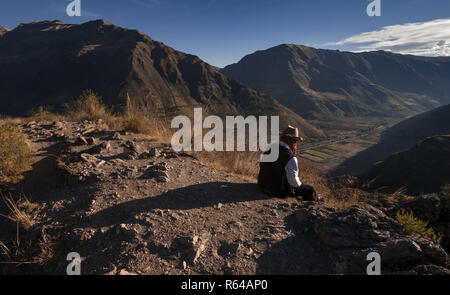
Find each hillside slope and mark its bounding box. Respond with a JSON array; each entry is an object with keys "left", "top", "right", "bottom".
[
  {"left": 335, "top": 104, "right": 450, "bottom": 175},
  {"left": 359, "top": 135, "right": 450, "bottom": 195},
  {"left": 0, "top": 20, "right": 323, "bottom": 139},
  {"left": 221, "top": 44, "right": 450, "bottom": 120},
  {"left": 0, "top": 26, "right": 8, "bottom": 36},
  {"left": 0, "top": 120, "right": 332, "bottom": 274},
  {"left": 0, "top": 120, "right": 447, "bottom": 275}
]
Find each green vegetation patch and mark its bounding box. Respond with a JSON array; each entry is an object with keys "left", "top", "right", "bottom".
[
  {"left": 396, "top": 209, "right": 442, "bottom": 242},
  {"left": 305, "top": 149, "right": 332, "bottom": 159}
]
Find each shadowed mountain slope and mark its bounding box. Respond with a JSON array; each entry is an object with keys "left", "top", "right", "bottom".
[
  {"left": 0, "top": 20, "right": 323, "bottom": 139},
  {"left": 334, "top": 104, "right": 450, "bottom": 175},
  {"left": 359, "top": 135, "right": 450, "bottom": 195},
  {"left": 221, "top": 44, "right": 450, "bottom": 120}
]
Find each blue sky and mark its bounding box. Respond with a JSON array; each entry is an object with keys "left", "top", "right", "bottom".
[{"left": 1, "top": 0, "right": 449, "bottom": 67}]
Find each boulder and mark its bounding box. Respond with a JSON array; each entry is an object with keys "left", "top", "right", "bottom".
[
  {"left": 172, "top": 232, "right": 210, "bottom": 265},
  {"left": 118, "top": 269, "right": 137, "bottom": 275},
  {"left": 112, "top": 132, "right": 121, "bottom": 140},
  {"left": 142, "top": 163, "right": 169, "bottom": 182},
  {"left": 123, "top": 141, "right": 148, "bottom": 159},
  {"left": 75, "top": 135, "right": 88, "bottom": 146},
  {"left": 296, "top": 203, "right": 449, "bottom": 274},
  {"left": 149, "top": 147, "right": 160, "bottom": 157},
  {"left": 84, "top": 142, "right": 111, "bottom": 155},
  {"left": 86, "top": 137, "right": 97, "bottom": 145},
  {"left": 101, "top": 142, "right": 112, "bottom": 151},
  {"left": 79, "top": 153, "right": 103, "bottom": 167}
]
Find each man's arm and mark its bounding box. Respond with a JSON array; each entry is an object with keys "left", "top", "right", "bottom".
[{"left": 285, "top": 157, "right": 302, "bottom": 188}]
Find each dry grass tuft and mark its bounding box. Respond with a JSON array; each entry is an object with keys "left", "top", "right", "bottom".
[
  {"left": 297, "top": 160, "right": 331, "bottom": 197},
  {"left": 25, "top": 106, "right": 62, "bottom": 123},
  {"left": 120, "top": 93, "right": 172, "bottom": 140},
  {"left": 33, "top": 228, "right": 55, "bottom": 265},
  {"left": 0, "top": 194, "right": 36, "bottom": 230},
  {"left": 0, "top": 194, "right": 55, "bottom": 266},
  {"left": 194, "top": 151, "right": 260, "bottom": 182},
  {"left": 62, "top": 90, "right": 171, "bottom": 140},
  {"left": 323, "top": 187, "right": 364, "bottom": 210},
  {"left": 0, "top": 227, "right": 56, "bottom": 266},
  {"left": 0, "top": 240, "right": 10, "bottom": 260}
]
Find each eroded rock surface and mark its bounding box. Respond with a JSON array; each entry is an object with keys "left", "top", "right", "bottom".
[{"left": 295, "top": 203, "right": 449, "bottom": 274}]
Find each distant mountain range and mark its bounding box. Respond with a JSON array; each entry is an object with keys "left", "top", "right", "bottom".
[
  {"left": 221, "top": 44, "right": 450, "bottom": 120},
  {"left": 335, "top": 104, "right": 450, "bottom": 175},
  {"left": 359, "top": 135, "right": 450, "bottom": 195},
  {"left": 0, "top": 20, "right": 323, "bottom": 139}
]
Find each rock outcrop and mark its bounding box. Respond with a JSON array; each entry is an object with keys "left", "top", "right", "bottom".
[
  {"left": 221, "top": 44, "right": 450, "bottom": 120},
  {"left": 295, "top": 203, "right": 449, "bottom": 274}
]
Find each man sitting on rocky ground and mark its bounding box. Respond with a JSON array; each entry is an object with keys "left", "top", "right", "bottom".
[{"left": 258, "top": 125, "right": 320, "bottom": 201}]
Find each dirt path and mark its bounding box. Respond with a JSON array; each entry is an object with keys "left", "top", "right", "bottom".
[{"left": 1, "top": 120, "right": 333, "bottom": 275}]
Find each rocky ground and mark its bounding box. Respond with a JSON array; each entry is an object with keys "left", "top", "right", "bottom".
[{"left": 0, "top": 120, "right": 449, "bottom": 275}]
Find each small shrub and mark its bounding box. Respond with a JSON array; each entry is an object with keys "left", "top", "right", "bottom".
[
  {"left": 0, "top": 123, "right": 32, "bottom": 188},
  {"left": 66, "top": 90, "right": 111, "bottom": 122},
  {"left": 396, "top": 209, "right": 442, "bottom": 242}
]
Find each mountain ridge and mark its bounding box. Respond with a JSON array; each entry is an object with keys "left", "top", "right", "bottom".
[
  {"left": 221, "top": 43, "right": 450, "bottom": 120},
  {"left": 0, "top": 20, "right": 323, "bottom": 139},
  {"left": 0, "top": 26, "right": 9, "bottom": 36}
]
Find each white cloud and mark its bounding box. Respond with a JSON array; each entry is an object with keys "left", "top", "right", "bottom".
[{"left": 327, "top": 18, "right": 450, "bottom": 57}]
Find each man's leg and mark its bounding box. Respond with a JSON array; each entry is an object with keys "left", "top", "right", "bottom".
[{"left": 292, "top": 184, "right": 318, "bottom": 201}]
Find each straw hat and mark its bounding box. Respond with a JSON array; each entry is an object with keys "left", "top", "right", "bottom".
[{"left": 280, "top": 125, "right": 304, "bottom": 142}]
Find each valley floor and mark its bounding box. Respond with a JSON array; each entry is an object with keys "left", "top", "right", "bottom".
[{"left": 300, "top": 116, "right": 400, "bottom": 171}]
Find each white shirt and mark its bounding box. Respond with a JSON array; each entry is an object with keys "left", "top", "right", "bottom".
[{"left": 280, "top": 141, "right": 302, "bottom": 188}]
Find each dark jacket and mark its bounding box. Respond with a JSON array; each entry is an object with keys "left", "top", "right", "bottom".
[{"left": 257, "top": 144, "right": 294, "bottom": 197}]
